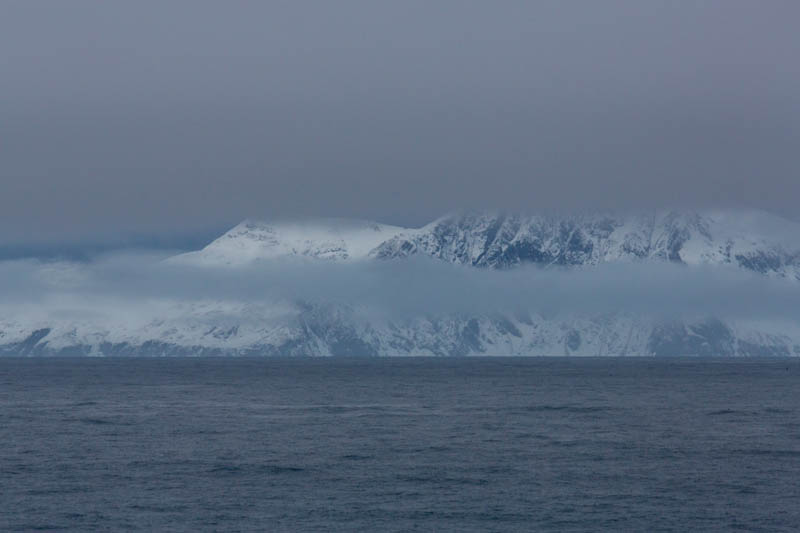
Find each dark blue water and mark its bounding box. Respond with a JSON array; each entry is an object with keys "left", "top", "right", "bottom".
[{"left": 1, "top": 358, "right": 799, "bottom": 532}]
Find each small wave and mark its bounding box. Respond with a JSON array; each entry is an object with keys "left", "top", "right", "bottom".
[
  {"left": 763, "top": 407, "right": 792, "bottom": 414},
  {"left": 340, "top": 454, "right": 373, "bottom": 461},
  {"left": 732, "top": 449, "right": 800, "bottom": 458},
  {"left": 129, "top": 504, "right": 189, "bottom": 513},
  {"left": 410, "top": 446, "right": 451, "bottom": 453},
  {"left": 394, "top": 474, "right": 489, "bottom": 486},
  {"left": 70, "top": 417, "right": 133, "bottom": 426},
  {"left": 84, "top": 418, "right": 113, "bottom": 425},
  {"left": 208, "top": 463, "right": 305, "bottom": 475},
  {"left": 707, "top": 409, "right": 753, "bottom": 416},
  {"left": 525, "top": 405, "right": 612, "bottom": 414},
  {"left": 208, "top": 464, "right": 243, "bottom": 474},
  {"left": 14, "top": 523, "right": 69, "bottom": 531},
  {"left": 26, "top": 487, "right": 85, "bottom": 496}
]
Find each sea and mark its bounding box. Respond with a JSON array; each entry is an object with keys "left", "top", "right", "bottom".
[{"left": 1, "top": 357, "right": 799, "bottom": 532}]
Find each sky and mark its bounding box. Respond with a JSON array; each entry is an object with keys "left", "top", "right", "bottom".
[{"left": 2, "top": 1, "right": 799, "bottom": 248}]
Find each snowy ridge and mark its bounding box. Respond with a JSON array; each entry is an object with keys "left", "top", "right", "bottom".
[
  {"left": 172, "top": 218, "right": 404, "bottom": 266},
  {"left": 371, "top": 209, "right": 800, "bottom": 278}
]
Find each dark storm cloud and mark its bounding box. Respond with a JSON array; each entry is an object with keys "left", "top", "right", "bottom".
[{"left": 1, "top": 1, "right": 799, "bottom": 244}]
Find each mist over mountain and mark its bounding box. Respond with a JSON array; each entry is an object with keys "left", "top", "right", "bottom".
[{"left": 2, "top": 208, "right": 800, "bottom": 357}]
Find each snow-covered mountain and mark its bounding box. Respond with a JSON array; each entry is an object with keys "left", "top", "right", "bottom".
[
  {"left": 371, "top": 210, "right": 800, "bottom": 277},
  {"left": 172, "top": 218, "right": 404, "bottom": 266},
  {"left": 3, "top": 209, "right": 800, "bottom": 357},
  {"left": 175, "top": 209, "right": 800, "bottom": 278}
]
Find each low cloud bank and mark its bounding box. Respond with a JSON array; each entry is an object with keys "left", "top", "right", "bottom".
[{"left": 1, "top": 252, "right": 797, "bottom": 325}]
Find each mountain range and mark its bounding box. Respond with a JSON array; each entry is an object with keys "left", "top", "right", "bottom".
[{"left": 3, "top": 209, "right": 800, "bottom": 356}]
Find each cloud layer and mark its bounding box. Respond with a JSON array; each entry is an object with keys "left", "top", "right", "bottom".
[{"left": 2, "top": 253, "right": 799, "bottom": 325}]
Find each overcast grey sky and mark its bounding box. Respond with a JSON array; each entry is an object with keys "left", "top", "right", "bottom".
[{"left": 2, "top": 1, "right": 799, "bottom": 245}]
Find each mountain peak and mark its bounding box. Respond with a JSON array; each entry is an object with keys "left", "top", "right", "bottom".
[{"left": 172, "top": 217, "right": 404, "bottom": 266}]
